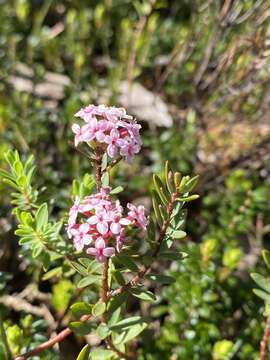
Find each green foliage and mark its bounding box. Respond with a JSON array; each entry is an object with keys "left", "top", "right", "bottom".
[
  {"left": 52, "top": 280, "right": 75, "bottom": 312},
  {"left": 213, "top": 340, "right": 234, "bottom": 360},
  {"left": 0, "top": 1, "right": 270, "bottom": 359},
  {"left": 0, "top": 150, "right": 37, "bottom": 210}
]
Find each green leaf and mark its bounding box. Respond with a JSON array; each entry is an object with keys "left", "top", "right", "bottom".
[
  {"left": 78, "top": 258, "right": 93, "bottom": 268},
  {"left": 69, "top": 261, "right": 88, "bottom": 276},
  {"left": 110, "top": 186, "right": 124, "bottom": 195},
  {"left": 147, "top": 216, "right": 156, "bottom": 242},
  {"left": 180, "top": 175, "right": 199, "bottom": 193},
  {"left": 90, "top": 349, "right": 115, "bottom": 360},
  {"left": 253, "top": 289, "right": 270, "bottom": 301},
  {"left": 35, "top": 203, "right": 48, "bottom": 230},
  {"left": 159, "top": 251, "right": 188, "bottom": 261},
  {"left": 0, "top": 169, "right": 16, "bottom": 182},
  {"left": 164, "top": 162, "right": 175, "bottom": 193},
  {"left": 129, "top": 288, "right": 156, "bottom": 302},
  {"left": 153, "top": 174, "right": 169, "bottom": 205},
  {"left": 169, "top": 230, "right": 187, "bottom": 239},
  {"left": 146, "top": 274, "right": 175, "bottom": 284},
  {"left": 42, "top": 266, "right": 62, "bottom": 281},
  {"left": 15, "top": 228, "right": 33, "bottom": 236},
  {"left": 101, "top": 172, "right": 109, "bottom": 187},
  {"left": 251, "top": 273, "right": 270, "bottom": 293},
  {"left": 109, "top": 316, "right": 142, "bottom": 331},
  {"left": 87, "top": 260, "right": 103, "bottom": 274},
  {"left": 18, "top": 236, "right": 35, "bottom": 245},
  {"left": 101, "top": 153, "right": 108, "bottom": 171},
  {"left": 112, "top": 270, "right": 126, "bottom": 286},
  {"left": 72, "top": 179, "right": 80, "bottom": 196},
  {"left": 176, "top": 194, "right": 199, "bottom": 202},
  {"left": 77, "top": 275, "right": 99, "bottom": 288},
  {"left": 108, "top": 293, "right": 129, "bottom": 314},
  {"left": 92, "top": 302, "right": 106, "bottom": 317},
  {"left": 32, "top": 242, "right": 43, "bottom": 258},
  {"left": 262, "top": 250, "right": 270, "bottom": 270},
  {"left": 113, "top": 322, "right": 147, "bottom": 345},
  {"left": 69, "top": 321, "right": 93, "bottom": 335},
  {"left": 76, "top": 344, "right": 90, "bottom": 360},
  {"left": 174, "top": 172, "right": 181, "bottom": 188},
  {"left": 96, "top": 323, "right": 111, "bottom": 340},
  {"left": 115, "top": 255, "right": 139, "bottom": 272},
  {"left": 152, "top": 190, "right": 163, "bottom": 226},
  {"left": 71, "top": 302, "right": 93, "bottom": 319},
  {"left": 108, "top": 308, "right": 121, "bottom": 327}
]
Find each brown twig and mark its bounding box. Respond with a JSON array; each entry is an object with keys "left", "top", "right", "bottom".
[
  {"left": 260, "top": 315, "right": 270, "bottom": 360},
  {"left": 95, "top": 148, "right": 103, "bottom": 190},
  {"left": 15, "top": 327, "right": 72, "bottom": 360},
  {"left": 0, "top": 295, "right": 56, "bottom": 332},
  {"left": 14, "top": 314, "right": 91, "bottom": 360}
]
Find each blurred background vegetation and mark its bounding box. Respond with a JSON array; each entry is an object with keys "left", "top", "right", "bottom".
[{"left": 1, "top": 0, "right": 270, "bottom": 359}]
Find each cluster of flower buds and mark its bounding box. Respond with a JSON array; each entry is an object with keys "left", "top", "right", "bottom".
[
  {"left": 72, "top": 104, "right": 142, "bottom": 163},
  {"left": 67, "top": 188, "right": 147, "bottom": 262}
]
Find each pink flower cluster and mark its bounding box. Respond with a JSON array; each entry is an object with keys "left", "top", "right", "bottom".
[
  {"left": 67, "top": 188, "right": 147, "bottom": 262},
  {"left": 72, "top": 104, "right": 142, "bottom": 163}
]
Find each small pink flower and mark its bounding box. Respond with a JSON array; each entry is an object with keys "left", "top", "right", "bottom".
[
  {"left": 104, "top": 129, "right": 121, "bottom": 158},
  {"left": 127, "top": 203, "right": 147, "bottom": 230},
  {"left": 120, "top": 139, "right": 141, "bottom": 163},
  {"left": 72, "top": 124, "right": 84, "bottom": 147},
  {"left": 75, "top": 105, "right": 97, "bottom": 122},
  {"left": 70, "top": 223, "right": 92, "bottom": 251},
  {"left": 69, "top": 197, "right": 84, "bottom": 225},
  {"left": 87, "top": 238, "right": 115, "bottom": 262},
  {"left": 110, "top": 213, "right": 131, "bottom": 234},
  {"left": 87, "top": 209, "right": 110, "bottom": 235}
]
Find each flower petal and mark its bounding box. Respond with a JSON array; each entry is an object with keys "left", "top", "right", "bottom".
[
  {"left": 87, "top": 248, "right": 97, "bottom": 256},
  {"left": 103, "top": 247, "right": 115, "bottom": 257},
  {"left": 97, "top": 222, "right": 108, "bottom": 235},
  {"left": 110, "top": 222, "right": 121, "bottom": 235},
  {"left": 95, "top": 238, "right": 105, "bottom": 249}
]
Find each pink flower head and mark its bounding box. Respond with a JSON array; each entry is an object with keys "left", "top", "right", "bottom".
[
  {"left": 127, "top": 203, "right": 148, "bottom": 230},
  {"left": 71, "top": 104, "right": 142, "bottom": 163},
  {"left": 87, "top": 238, "right": 115, "bottom": 262},
  {"left": 67, "top": 188, "right": 147, "bottom": 258}
]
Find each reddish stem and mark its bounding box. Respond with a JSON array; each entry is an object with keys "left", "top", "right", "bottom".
[
  {"left": 95, "top": 149, "right": 103, "bottom": 190},
  {"left": 260, "top": 315, "right": 270, "bottom": 360},
  {"left": 15, "top": 315, "right": 91, "bottom": 360}
]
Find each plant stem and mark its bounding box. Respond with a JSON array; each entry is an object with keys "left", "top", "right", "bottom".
[
  {"left": 95, "top": 148, "right": 103, "bottom": 190},
  {"left": 101, "top": 258, "right": 109, "bottom": 322},
  {"left": 14, "top": 315, "right": 91, "bottom": 360},
  {"left": 101, "top": 259, "right": 131, "bottom": 359},
  {"left": 260, "top": 315, "right": 270, "bottom": 360}
]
